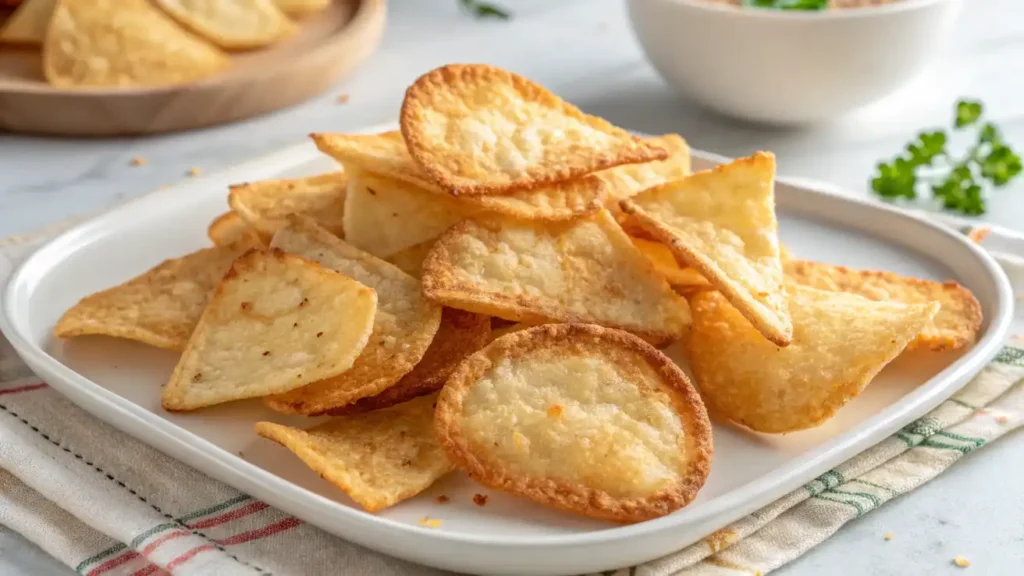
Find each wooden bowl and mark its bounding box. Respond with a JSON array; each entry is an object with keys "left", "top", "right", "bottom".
[{"left": 0, "top": 0, "right": 386, "bottom": 136}]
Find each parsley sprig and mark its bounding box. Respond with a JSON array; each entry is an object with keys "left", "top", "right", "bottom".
[
  {"left": 742, "top": 0, "right": 828, "bottom": 11},
  {"left": 458, "top": 0, "right": 511, "bottom": 20},
  {"left": 871, "top": 100, "right": 1022, "bottom": 216}
]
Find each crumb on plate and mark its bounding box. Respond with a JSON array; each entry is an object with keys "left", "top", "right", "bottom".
[
  {"left": 419, "top": 516, "right": 442, "bottom": 528},
  {"left": 473, "top": 494, "right": 488, "bottom": 507}
]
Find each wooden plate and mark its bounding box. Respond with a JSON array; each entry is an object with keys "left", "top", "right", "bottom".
[{"left": 0, "top": 0, "right": 386, "bottom": 136}]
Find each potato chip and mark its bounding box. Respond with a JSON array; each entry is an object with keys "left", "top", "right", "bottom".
[
  {"left": 621, "top": 152, "right": 793, "bottom": 346},
  {"left": 784, "top": 260, "right": 982, "bottom": 351},
  {"left": 386, "top": 240, "right": 435, "bottom": 278},
  {"left": 436, "top": 323, "right": 712, "bottom": 522},
  {"left": 598, "top": 134, "right": 691, "bottom": 201},
  {"left": 422, "top": 210, "right": 691, "bottom": 343},
  {"left": 207, "top": 212, "right": 267, "bottom": 247},
  {"left": 43, "top": 0, "right": 230, "bottom": 88},
  {"left": 331, "top": 308, "right": 491, "bottom": 415},
  {"left": 688, "top": 286, "right": 940, "bottom": 433},
  {"left": 400, "top": 64, "right": 666, "bottom": 196},
  {"left": 630, "top": 236, "right": 711, "bottom": 291},
  {"left": 229, "top": 172, "right": 347, "bottom": 239},
  {"left": 264, "top": 216, "right": 442, "bottom": 415},
  {"left": 153, "top": 0, "right": 296, "bottom": 50},
  {"left": 256, "top": 394, "right": 452, "bottom": 512},
  {"left": 54, "top": 241, "right": 255, "bottom": 350},
  {"left": 162, "top": 249, "right": 378, "bottom": 411},
  {"left": 0, "top": 0, "right": 54, "bottom": 45},
  {"left": 273, "top": 0, "right": 329, "bottom": 15},
  {"left": 343, "top": 170, "right": 475, "bottom": 259},
  {"left": 311, "top": 131, "right": 440, "bottom": 191}
]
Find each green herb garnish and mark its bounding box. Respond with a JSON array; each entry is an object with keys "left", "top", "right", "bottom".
[
  {"left": 871, "top": 99, "right": 1022, "bottom": 216},
  {"left": 458, "top": 0, "right": 512, "bottom": 20},
  {"left": 742, "top": 0, "right": 829, "bottom": 11}
]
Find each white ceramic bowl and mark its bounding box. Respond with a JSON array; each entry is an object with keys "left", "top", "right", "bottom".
[{"left": 628, "top": 0, "right": 963, "bottom": 124}]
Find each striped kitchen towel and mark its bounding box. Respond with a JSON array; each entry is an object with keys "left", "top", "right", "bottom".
[{"left": 1, "top": 218, "right": 1022, "bottom": 576}]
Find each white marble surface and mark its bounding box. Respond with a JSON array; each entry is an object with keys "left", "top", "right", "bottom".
[{"left": 1, "top": 0, "right": 1022, "bottom": 574}]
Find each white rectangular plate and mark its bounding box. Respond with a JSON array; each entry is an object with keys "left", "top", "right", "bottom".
[{"left": 1, "top": 125, "right": 1013, "bottom": 576}]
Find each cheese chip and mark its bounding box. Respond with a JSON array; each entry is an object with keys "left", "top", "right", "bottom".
[
  {"left": 784, "top": 260, "right": 982, "bottom": 351},
  {"left": 688, "top": 286, "right": 939, "bottom": 433},
  {"left": 0, "top": 0, "right": 55, "bottom": 45},
  {"left": 422, "top": 210, "right": 691, "bottom": 344},
  {"left": 256, "top": 394, "right": 452, "bottom": 512},
  {"left": 630, "top": 237, "right": 711, "bottom": 291},
  {"left": 54, "top": 241, "right": 255, "bottom": 350},
  {"left": 153, "top": 0, "right": 296, "bottom": 50},
  {"left": 343, "top": 170, "right": 475, "bottom": 258},
  {"left": 44, "top": 0, "right": 230, "bottom": 88},
  {"left": 621, "top": 152, "right": 793, "bottom": 346},
  {"left": 436, "top": 323, "right": 712, "bottom": 522},
  {"left": 161, "top": 249, "right": 377, "bottom": 411},
  {"left": 208, "top": 212, "right": 267, "bottom": 247},
  {"left": 598, "top": 134, "right": 692, "bottom": 201},
  {"left": 265, "top": 216, "right": 442, "bottom": 415},
  {"left": 229, "top": 172, "right": 347, "bottom": 239},
  {"left": 400, "top": 64, "right": 666, "bottom": 195},
  {"left": 332, "top": 308, "right": 491, "bottom": 415}
]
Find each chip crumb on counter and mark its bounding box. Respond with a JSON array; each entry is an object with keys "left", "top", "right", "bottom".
[
  {"left": 419, "top": 516, "right": 442, "bottom": 528},
  {"left": 130, "top": 156, "right": 147, "bottom": 166},
  {"left": 336, "top": 94, "right": 350, "bottom": 104},
  {"left": 436, "top": 495, "right": 450, "bottom": 504},
  {"left": 953, "top": 555, "right": 970, "bottom": 568},
  {"left": 883, "top": 532, "right": 893, "bottom": 541},
  {"left": 994, "top": 414, "right": 1009, "bottom": 424},
  {"left": 187, "top": 167, "right": 202, "bottom": 177},
  {"left": 472, "top": 494, "right": 488, "bottom": 507}
]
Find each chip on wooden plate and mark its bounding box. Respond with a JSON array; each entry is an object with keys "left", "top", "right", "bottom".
[
  {"left": 313, "top": 131, "right": 612, "bottom": 222},
  {"left": 621, "top": 152, "right": 793, "bottom": 346},
  {"left": 0, "top": 0, "right": 54, "bottom": 45},
  {"left": 343, "top": 170, "right": 475, "bottom": 259},
  {"left": 785, "top": 260, "right": 982, "bottom": 351},
  {"left": 264, "top": 216, "right": 442, "bottom": 415},
  {"left": 208, "top": 212, "right": 268, "bottom": 247},
  {"left": 598, "top": 134, "right": 691, "bottom": 201},
  {"left": 688, "top": 286, "right": 940, "bottom": 433},
  {"left": 421, "top": 210, "right": 691, "bottom": 344},
  {"left": 400, "top": 64, "right": 667, "bottom": 196},
  {"left": 229, "top": 172, "right": 347, "bottom": 239},
  {"left": 331, "top": 308, "right": 491, "bottom": 415},
  {"left": 630, "top": 236, "right": 710, "bottom": 291},
  {"left": 256, "top": 394, "right": 452, "bottom": 512},
  {"left": 153, "top": 0, "right": 296, "bottom": 50},
  {"left": 435, "top": 323, "right": 712, "bottom": 522},
  {"left": 161, "top": 249, "right": 378, "bottom": 411},
  {"left": 54, "top": 240, "right": 255, "bottom": 350},
  {"left": 44, "top": 0, "right": 230, "bottom": 88}
]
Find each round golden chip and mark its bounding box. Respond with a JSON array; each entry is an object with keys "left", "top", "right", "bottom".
[{"left": 435, "top": 323, "right": 712, "bottom": 523}]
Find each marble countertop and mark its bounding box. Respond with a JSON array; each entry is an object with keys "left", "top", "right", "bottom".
[{"left": 1, "top": 0, "right": 1022, "bottom": 574}]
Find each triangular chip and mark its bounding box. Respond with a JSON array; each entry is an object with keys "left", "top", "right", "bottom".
[
  {"left": 265, "top": 216, "right": 443, "bottom": 415},
  {"left": 421, "top": 210, "right": 691, "bottom": 343},
  {"left": 229, "top": 172, "right": 347, "bottom": 239},
  {"left": 785, "top": 260, "right": 982, "bottom": 351},
  {"left": 688, "top": 286, "right": 940, "bottom": 433},
  {"left": 313, "top": 131, "right": 611, "bottom": 222},
  {"left": 153, "top": 0, "right": 296, "bottom": 50},
  {"left": 343, "top": 170, "right": 475, "bottom": 258},
  {"left": 256, "top": 394, "right": 452, "bottom": 512},
  {"left": 273, "top": 0, "right": 329, "bottom": 16},
  {"left": 621, "top": 152, "right": 793, "bottom": 346},
  {"left": 598, "top": 134, "right": 691, "bottom": 201},
  {"left": 207, "top": 212, "right": 267, "bottom": 247},
  {"left": 330, "top": 308, "right": 491, "bottom": 415},
  {"left": 54, "top": 240, "right": 254, "bottom": 350},
  {"left": 385, "top": 240, "right": 435, "bottom": 278},
  {"left": 400, "top": 64, "right": 667, "bottom": 196},
  {"left": 435, "top": 323, "right": 712, "bottom": 522},
  {"left": 43, "top": 0, "right": 230, "bottom": 88},
  {"left": 630, "top": 236, "right": 710, "bottom": 291},
  {"left": 161, "top": 249, "right": 378, "bottom": 411},
  {"left": 0, "top": 0, "right": 55, "bottom": 45}
]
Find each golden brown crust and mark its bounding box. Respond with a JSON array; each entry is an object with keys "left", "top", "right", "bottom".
[
  {"left": 400, "top": 64, "right": 666, "bottom": 196},
  {"left": 435, "top": 323, "right": 712, "bottom": 523},
  {"left": 329, "top": 308, "right": 491, "bottom": 415}
]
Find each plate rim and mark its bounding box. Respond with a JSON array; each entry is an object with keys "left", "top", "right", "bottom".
[{"left": 0, "top": 125, "right": 1014, "bottom": 555}]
